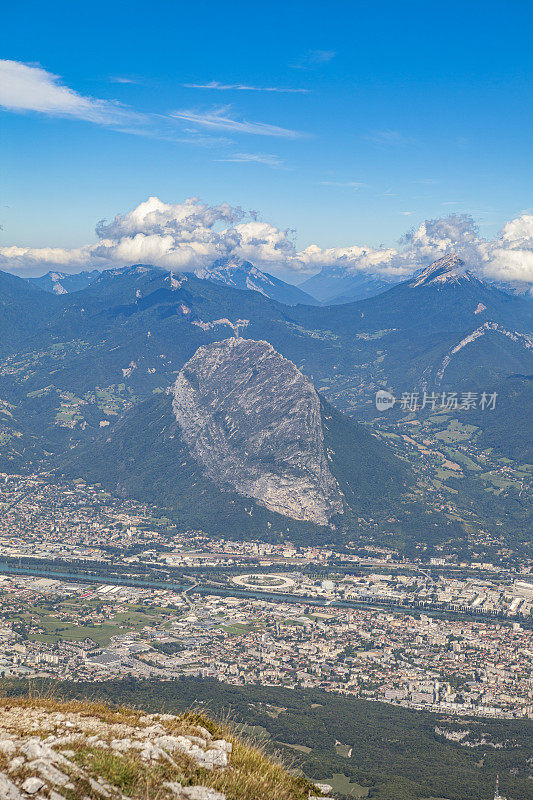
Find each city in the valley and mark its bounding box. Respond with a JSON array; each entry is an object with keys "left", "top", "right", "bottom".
[{"left": 1, "top": 472, "right": 531, "bottom": 721}]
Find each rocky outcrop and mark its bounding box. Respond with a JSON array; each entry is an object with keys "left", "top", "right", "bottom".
[
  {"left": 0, "top": 698, "right": 329, "bottom": 800},
  {"left": 172, "top": 338, "right": 343, "bottom": 524},
  {"left": 0, "top": 703, "right": 231, "bottom": 799}
]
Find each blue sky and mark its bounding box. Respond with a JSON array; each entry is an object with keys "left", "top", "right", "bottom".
[{"left": 1, "top": 0, "right": 532, "bottom": 279}]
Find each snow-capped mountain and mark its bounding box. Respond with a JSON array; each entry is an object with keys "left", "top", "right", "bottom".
[
  {"left": 303, "top": 252, "right": 480, "bottom": 304},
  {"left": 407, "top": 254, "right": 481, "bottom": 288},
  {"left": 194, "top": 257, "right": 319, "bottom": 306},
  {"left": 28, "top": 269, "right": 100, "bottom": 294},
  {"left": 299, "top": 251, "right": 533, "bottom": 304},
  {"left": 306, "top": 252, "right": 532, "bottom": 398}
]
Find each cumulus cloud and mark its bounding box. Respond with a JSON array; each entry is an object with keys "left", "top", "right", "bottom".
[
  {"left": 481, "top": 214, "right": 533, "bottom": 283},
  {"left": 298, "top": 212, "right": 533, "bottom": 283},
  {"left": 0, "top": 197, "right": 297, "bottom": 275},
  {"left": 94, "top": 197, "right": 243, "bottom": 239},
  {"left": 1, "top": 199, "right": 532, "bottom": 285},
  {"left": 0, "top": 245, "right": 92, "bottom": 272},
  {"left": 295, "top": 212, "right": 533, "bottom": 283},
  {"left": 296, "top": 244, "right": 400, "bottom": 276},
  {"left": 233, "top": 221, "right": 296, "bottom": 264}
]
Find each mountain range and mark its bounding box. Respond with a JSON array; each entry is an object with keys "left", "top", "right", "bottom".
[
  {"left": 1, "top": 253, "right": 531, "bottom": 543},
  {"left": 26, "top": 255, "right": 532, "bottom": 307},
  {"left": 28, "top": 269, "right": 100, "bottom": 295},
  {"left": 299, "top": 266, "right": 399, "bottom": 303},
  {"left": 64, "top": 337, "right": 410, "bottom": 539},
  {"left": 194, "top": 257, "right": 319, "bottom": 305},
  {"left": 26, "top": 259, "right": 317, "bottom": 306}
]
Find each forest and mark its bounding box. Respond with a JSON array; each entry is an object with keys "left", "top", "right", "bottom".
[{"left": 1, "top": 677, "right": 530, "bottom": 800}]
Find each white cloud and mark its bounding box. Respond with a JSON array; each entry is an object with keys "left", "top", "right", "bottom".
[
  {"left": 170, "top": 106, "right": 303, "bottom": 138},
  {"left": 1, "top": 200, "right": 532, "bottom": 285},
  {"left": 498, "top": 213, "right": 533, "bottom": 247},
  {"left": 0, "top": 60, "right": 302, "bottom": 145},
  {"left": 94, "top": 196, "right": 243, "bottom": 239},
  {"left": 399, "top": 213, "right": 479, "bottom": 253},
  {"left": 296, "top": 212, "right": 533, "bottom": 283},
  {"left": 108, "top": 76, "right": 139, "bottom": 85},
  {"left": 296, "top": 243, "right": 401, "bottom": 276},
  {"left": 366, "top": 129, "right": 414, "bottom": 146},
  {"left": 233, "top": 221, "right": 296, "bottom": 264},
  {"left": 183, "top": 80, "right": 308, "bottom": 94},
  {"left": 0, "top": 197, "right": 299, "bottom": 275},
  {"left": 0, "top": 59, "right": 145, "bottom": 128},
  {"left": 481, "top": 213, "right": 533, "bottom": 282},
  {"left": 291, "top": 50, "right": 336, "bottom": 69},
  {"left": 216, "top": 152, "right": 284, "bottom": 167},
  {"left": 318, "top": 181, "right": 365, "bottom": 189},
  {"left": 0, "top": 245, "right": 92, "bottom": 271}
]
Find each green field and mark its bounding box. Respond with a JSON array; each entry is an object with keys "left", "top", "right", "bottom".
[
  {"left": 434, "top": 421, "right": 478, "bottom": 443},
  {"left": 14, "top": 600, "right": 171, "bottom": 647},
  {"left": 219, "top": 622, "right": 255, "bottom": 635},
  {"left": 325, "top": 773, "right": 368, "bottom": 798}
]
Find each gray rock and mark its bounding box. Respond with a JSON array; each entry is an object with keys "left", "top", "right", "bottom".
[
  {"left": 184, "top": 735, "right": 207, "bottom": 748},
  {"left": 172, "top": 338, "right": 343, "bottom": 524},
  {"left": 0, "top": 739, "right": 16, "bottom": 757},
  {"left": 179, "top": 787, "right": 226, "bottom": 800},
  {"left": 195, "top": 727, "right": 213, "bottom": 741},
  {"left": 155, "top": 734, "right": 197, "bottom": 755},
  {"left": 163, "top": 781, "right": 183, "bottom": 795},
  {"left": 110, "top": 738, "right": 132, "bottom": 752},
  {"left": 21, "top": 776, "right": 45, "bottom": 794},
  {"left": 19, "top": 740, "right": 56, "bottom": 762},
  {"left": 0, "top": 772, "right": 24, "bottom": 799},
  {"left": 87, "top": 776, "right": 111, "bottom": 797},
  {"left": 210, "top": 740, "right": 232, "bottom": 754},
  {"left": 199, "top": 749, "right": 228, "bottom": 769},
  {"left": 27, "top": 759, "right": 70, "bottom": 786}
]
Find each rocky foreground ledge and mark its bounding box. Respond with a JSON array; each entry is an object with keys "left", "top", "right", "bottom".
[{"left": 0, "top": 697, "right": 331, "bottom": 800}]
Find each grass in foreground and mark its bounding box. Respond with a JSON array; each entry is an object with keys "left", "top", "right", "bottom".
[{"left": 0, "top": 695, "right": 316, "bottom": 800}]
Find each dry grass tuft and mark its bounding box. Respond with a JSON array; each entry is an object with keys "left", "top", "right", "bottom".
[
  {"left": 0, "top": 695, "right": 317, "bottom": 800},
  {"left": 0, "top": 692, "right": 144, "bottom": 727}
]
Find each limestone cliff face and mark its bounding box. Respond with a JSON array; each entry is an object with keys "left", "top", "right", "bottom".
[{"left": 172, "top": 338, "right": 343, "bottom": 524}]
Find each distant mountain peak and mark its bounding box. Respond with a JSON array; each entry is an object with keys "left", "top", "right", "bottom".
[
  {"left": 408, "top": 253, "right": 479, "bottom": 288},
  {"left": 194, "top": 256, "right": 319, "bottom": 305},
  {"left": 103, "top": 263, "right": 163, "bottom": 278},
  {"left": 27, "top": 269, "right": 100, "bottom": 294},
  {"left": 195, "top": 257, "right": 275, "bottom": 294}
]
